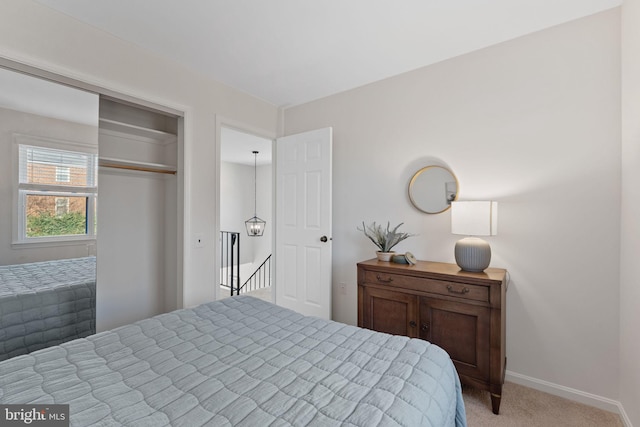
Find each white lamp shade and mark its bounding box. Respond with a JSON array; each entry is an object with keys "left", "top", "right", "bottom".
[{"left": 451, "top": 201, "right": 498, "bottom": 236}]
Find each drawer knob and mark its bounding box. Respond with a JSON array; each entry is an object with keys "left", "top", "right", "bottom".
[
  {"left": 421, "top": 323, "right": 430, "bottom": 332},
  {"left": 447, "top": 285, "right": 470, "bottom": 295},
  {"left": 409, "top": 321, "right": 417, "bottom": 328},
  {"left": 376, "top": 274, "right": 393, "bottom": 283}
]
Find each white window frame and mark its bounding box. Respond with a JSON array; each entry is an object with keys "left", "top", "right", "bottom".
[{"left": 13, "top": 134, "right": 98, "bottom": 245}]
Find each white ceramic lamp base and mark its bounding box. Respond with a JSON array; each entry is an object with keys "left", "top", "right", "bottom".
[{"left": 455, "top": 237, "right": 491, "bottom": 272}]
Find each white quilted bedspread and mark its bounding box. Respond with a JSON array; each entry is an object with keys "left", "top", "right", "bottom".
[{"left": 0, "top": 296, "right": 466, "bottom": 426}]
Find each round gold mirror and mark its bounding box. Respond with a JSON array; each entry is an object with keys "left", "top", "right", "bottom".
[{"left": 408, "top": 166, "right": 458, "bottom": 214}]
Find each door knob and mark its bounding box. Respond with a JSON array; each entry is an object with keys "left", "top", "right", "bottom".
[
  {"left": 320, "top": 236, "right": 328, "bottom": 242},
  {"left": 421, "top": 323, "right": 430, "bottom": 332},
  {"left": 409, "top": 321, "right": 417, "bottom": 328}
]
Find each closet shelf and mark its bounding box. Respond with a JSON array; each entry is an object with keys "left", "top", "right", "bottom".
[
  {"left": 99, "top": 118, "right": 176, "bottom": 142},
  {"left": 99, "top": 157, "right": 177, "bottom": 175}
]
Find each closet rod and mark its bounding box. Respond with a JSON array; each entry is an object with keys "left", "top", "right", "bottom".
[{"left": 99, "top": 161, "right": 176, "bottom": 175}]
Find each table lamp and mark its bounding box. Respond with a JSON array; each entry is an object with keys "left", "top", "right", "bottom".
[{"left": 451, "top": 201, "right": 498, "bottom": 272}]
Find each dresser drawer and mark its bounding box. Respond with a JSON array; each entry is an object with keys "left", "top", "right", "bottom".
[{"left": 363, "top": 270, "right": 489, "bottom": 303}]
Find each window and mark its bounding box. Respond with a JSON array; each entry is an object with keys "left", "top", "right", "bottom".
[
  {"left": 55, "top": 197, "right": 69, "bottom": 216},
  {"left": 17, "top": 141, "right": 97, "bottom": 243},
  {"left": 55, "top": 166, "right": 70, "bottom": 182}
]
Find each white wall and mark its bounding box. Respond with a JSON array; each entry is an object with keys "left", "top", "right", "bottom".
[
  {"left": 0, "top": 107, "right": 98, "bottom": 265},
  {"left": 620, "top": 0, "right": 640, "bottom": 425},
  {"left": 96, "top": 169, "right": 167, "bottom": 330},
  {"left": 255, "top": 164, "right": 273, "bottom": 264},
  {"left": 285, "top": 9, "right": 621, "bottom": 405},
  {"left": 0, "top": 0, "right": 279, "bottom": 310},
  {"left": 220, "top": 161, "right": 255, "bottom": 265}
]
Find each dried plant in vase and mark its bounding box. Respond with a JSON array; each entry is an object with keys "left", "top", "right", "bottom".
[{"left": 358, "top": 221, "right": 415, "bottom": 261}]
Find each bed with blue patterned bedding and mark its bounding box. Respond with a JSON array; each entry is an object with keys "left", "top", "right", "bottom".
[
  {"left": 0, "top": 295, "right": 466, "bottom": 426},
  {"left": 0, "top": 257, "right": 96, "bottom": 361}
]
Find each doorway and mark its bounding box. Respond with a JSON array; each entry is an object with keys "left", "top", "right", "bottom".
[{"left": 219, "top": 126, "right": 273, "bottom": 302}]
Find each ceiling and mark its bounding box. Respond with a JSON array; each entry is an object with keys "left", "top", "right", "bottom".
[{"left": 35, "top": 0, "right": 620, "bottom": 108}]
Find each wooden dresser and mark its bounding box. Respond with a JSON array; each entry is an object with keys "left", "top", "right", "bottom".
[{"left": 357, "top": 258, "right": 507, "bottom": 414}]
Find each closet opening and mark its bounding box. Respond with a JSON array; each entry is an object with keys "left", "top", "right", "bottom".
[{"left": 97, "top": 97, "right": 182, "bottom": 331}]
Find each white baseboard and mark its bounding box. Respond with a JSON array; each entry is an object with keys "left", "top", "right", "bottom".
[{"left": 505, "top": 370, "right": 633, "bottom": 427}]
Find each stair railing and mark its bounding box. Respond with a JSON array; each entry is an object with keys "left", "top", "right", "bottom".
[
  {"left": 220, "top": 231, "right": 240, "bottom": 296},
  {"left": 238, "top": 254, "right": 271, "bottom": 295}
]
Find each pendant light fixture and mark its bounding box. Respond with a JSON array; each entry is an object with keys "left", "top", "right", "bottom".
[{"left": 245, "top": 150, "right": 266, "bottom": 237}]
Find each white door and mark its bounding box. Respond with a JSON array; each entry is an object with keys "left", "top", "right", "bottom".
[{"left": 275, "top": 128, "right": 332, "bottom": 319}]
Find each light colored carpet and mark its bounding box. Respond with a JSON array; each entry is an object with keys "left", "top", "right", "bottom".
[
  {"left": 218, "top": 286, "right": 272, "bottom": 303},
  {"left": 463, "top": 382, "right": 623, "bottom": 427},
  {"left": 244, "top": 286, "right": 272, "bottom": 302}
]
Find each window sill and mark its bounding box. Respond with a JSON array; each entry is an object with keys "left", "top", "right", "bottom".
[{"left": 12, "top": 237, "right": 96, "bottom": 249}]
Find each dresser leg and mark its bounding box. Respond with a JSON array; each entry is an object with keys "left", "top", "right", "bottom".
[{"left": 490, "top": 393, "right": 501, "bottom": 414}]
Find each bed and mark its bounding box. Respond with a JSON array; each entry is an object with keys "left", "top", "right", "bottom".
[
  {"left": 0, "top": 295, "right": 466, "bottom": 426},
  {"left": 0, "top": 256, "right": 96, "bottom": 361}
]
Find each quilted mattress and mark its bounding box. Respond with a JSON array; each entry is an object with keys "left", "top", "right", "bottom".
[
  {"left": 0, "top": 296, "right": 467, "bottom": 426},
  {"left": 0, "top": 256, "right": 96, "bottom": 361}
]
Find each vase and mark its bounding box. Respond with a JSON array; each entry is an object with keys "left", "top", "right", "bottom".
[{"left": 376, "top": 251, "right": 395, "bottom": 262}]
